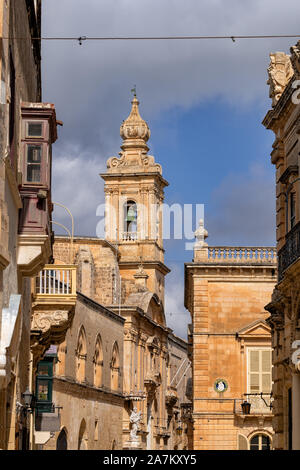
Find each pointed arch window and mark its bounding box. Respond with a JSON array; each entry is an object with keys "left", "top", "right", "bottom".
[
  {"left": 123, "top": 200, "right": 138, "bottom": 240},
  {"left": 93, "top": 335, "right": 103, "bottom": 388},
  {"left": 111, "top": 342, "right": 120, "bottom": 391},
  {"left": 56, "top": 428, "right": 68, "bottom": 450},
  {"left": 76, "top": 327, "right": 87, "bottom": 383}
]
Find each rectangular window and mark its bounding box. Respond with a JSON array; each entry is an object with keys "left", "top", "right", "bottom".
[
  {"left": 35, "top": 358, "right": 54, "bottom": 413},
  {"left": 247, "top": 348, "right": 272, "bottom": 393},
  {"left": 27, "top": 122, "right": 43, "bottom": 138},
  {"left": 26, "top": 144, "right": 42, "bottom": 182}
]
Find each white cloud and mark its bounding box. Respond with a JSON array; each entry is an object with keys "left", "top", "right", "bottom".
[
  {"left": 51, "top": 142, "right": 106, "bottom": 236},
  {"left": 42, "top": 0, "right": 300, "bottom": 154},
  {"left": 41, "top": 1, "right": 289, "bottom": 335}
]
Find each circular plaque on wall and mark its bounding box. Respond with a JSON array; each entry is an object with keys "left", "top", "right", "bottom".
[{"left": 214, "top": 378, "right": 228, "bottom": 393}]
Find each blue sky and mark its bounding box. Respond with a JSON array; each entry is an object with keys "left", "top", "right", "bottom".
[
  {"left": 150, "top": 101, "right": 276, "bottom": 335},
  {"left": 42, "top": 0, "right": 300, "bottom": 337}
]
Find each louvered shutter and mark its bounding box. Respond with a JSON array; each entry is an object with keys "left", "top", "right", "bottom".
[
  {"left": 249, "top": 350, "right": 260, "bottom": 392},
  {"left": 261, "top": 349, "right": 272, "bottom": 393},
  {"left": 248, "top": 349, "right": 272, "bottom": 393}
]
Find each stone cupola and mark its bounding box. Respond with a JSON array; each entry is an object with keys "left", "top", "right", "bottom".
[{"left": 120, "top": 96, "right": 150, "bottom": 152}]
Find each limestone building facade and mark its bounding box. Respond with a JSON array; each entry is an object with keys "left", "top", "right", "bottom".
[
  {"left": 263, "top": 40, "right": 300, "bottom": 450},
  {"left": 38, "top": 97, "right": 191, "bottom": 450},
  {"left": 184, "top": 222, "right": 276, "bottom": 450},
  {"left": 0, "top": 1, "right": 73, "bottom": 450},
  {"left": 41, "top": 292, "right": 125, "bottom": 450}
]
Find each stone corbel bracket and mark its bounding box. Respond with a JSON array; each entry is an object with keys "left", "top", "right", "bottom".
[{"left": 31, "top": 306, "right": 75, "bottom": 363}]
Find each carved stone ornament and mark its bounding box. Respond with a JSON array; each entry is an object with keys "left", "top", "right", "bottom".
[
  {"left": 194, "top": 219, "right": 208, "bottom": 248},
  {"left": 129, "top": 406, "right": 142, "bottom": 441},
  {"left": 290, "top": 40, "right": 300, "bottom": 76},
  {"left": 120, "top": 97, "right": 150, "bottom": 144},
  {"left": 267, "top": 52, "right": 294, "bottom": 107},
  {"left": 106, "top": 96, "right": 163, "bottom": 175},
  {"left": 31, "top": 310, "right": 69, "bottom": 332}
]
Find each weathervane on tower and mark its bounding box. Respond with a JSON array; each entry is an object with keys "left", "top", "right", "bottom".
[{"left": 131, "top": 85, "right": 137, "bottom": 97}]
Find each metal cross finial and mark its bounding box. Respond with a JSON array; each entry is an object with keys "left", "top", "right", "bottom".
[{"left": 131, "top": 85, "right": 137, "bottom": 97}]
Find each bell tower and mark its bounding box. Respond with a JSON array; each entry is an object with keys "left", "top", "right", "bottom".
[{"left": 100, "top": 95, "right": 170, "bottom": 302}]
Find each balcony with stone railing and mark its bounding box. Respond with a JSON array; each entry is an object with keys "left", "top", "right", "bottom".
[
  {"left": 31, "top": 265, "right": 77, "bottom": 362},
  {"left": 234, "top": 394, "right": 273, "bottom": 417},
  {"left": 207, "top": 247, "right": 277, "bottom": 264},
  {"left": 192, "top": 220, "right": 277, "bottom": 267},
  {"left": 121, "top": 231, "right": 139, "bottom": 241}
]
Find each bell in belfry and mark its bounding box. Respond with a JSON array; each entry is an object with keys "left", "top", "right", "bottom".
[{"left": 126, "top": 205, "right": 137, "bottom": 222}]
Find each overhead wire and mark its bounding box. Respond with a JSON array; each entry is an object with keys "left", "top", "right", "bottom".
[{"left": 1, "top": 33, "right": 300, "bottom": 45}]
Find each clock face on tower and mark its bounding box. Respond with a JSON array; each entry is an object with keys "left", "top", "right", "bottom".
[{"left": 214, "top": 378, "right": 228, "bottom": 393}]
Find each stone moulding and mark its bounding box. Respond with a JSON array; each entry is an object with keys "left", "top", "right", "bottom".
[{"left": 0, "top": 295, "right": 22, "bottom": 389}]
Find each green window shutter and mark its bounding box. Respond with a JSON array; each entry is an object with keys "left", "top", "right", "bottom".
[{"left": 35, "top": 357, "right": 54, "bottom": 413}]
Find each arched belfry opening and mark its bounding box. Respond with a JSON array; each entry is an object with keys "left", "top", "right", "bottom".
[
  {"left": 100, "top": 95, "right": 170, "bottom": 303},
  {"left": 124, "top": 200, "right": 138, "bottom": 240}
]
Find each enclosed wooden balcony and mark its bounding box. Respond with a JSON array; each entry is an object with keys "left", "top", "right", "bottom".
[{"left": 31, "top": 265, "right": 77, "bottom": 362}]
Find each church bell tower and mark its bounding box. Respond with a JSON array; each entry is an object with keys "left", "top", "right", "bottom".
[{"left": 100, "top": 95, "right": 170, "bottom": 303}]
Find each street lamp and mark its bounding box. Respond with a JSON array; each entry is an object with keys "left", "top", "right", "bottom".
[
  {"left": 22, "top": 388, "right": 35, "bottom": 413},
  {"left": 241, "top": 400, "right": 251, "bottom": 415},
  {"left": 176, "top": 423, "right": 183, "bottom": 436}
]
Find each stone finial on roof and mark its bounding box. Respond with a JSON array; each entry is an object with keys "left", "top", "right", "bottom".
[
  {"left": 120, "top": 95, "right": 150, "bottom": 151},
  {"left": 193, "top": 219, "right": 208, "bottom": 262},
  {"left": 194, "top": 219, "right": 208, "bottom": 248},
  {"left": 133, "top": 257, "right": 149, "bottom": 289}
]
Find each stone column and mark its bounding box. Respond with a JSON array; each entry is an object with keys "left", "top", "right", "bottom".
[{"left": 292, "top": 372, "right": 300, "bottom": 449}]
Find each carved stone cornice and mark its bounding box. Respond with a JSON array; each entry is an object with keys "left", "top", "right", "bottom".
[{"left": 265, "top": 287, "right": 286, "bottom": 329}]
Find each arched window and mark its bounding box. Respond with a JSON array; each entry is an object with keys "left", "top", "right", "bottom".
[
  {"left": 78, "top": 419, "right": 88, "bottom": 450},
  {"left": 76, "top": 327, "right": 87, "bottom": 383},
  {"left": 56, "top": 340, "right": 66, "bottom": 377},
  {"left": 111, "top": 342, "right": 120, "bottom": 391},
  {"left": 124, "top": 200, "right": 137, "bottom": 240},
  {"left": 93, "top": 335, "right": 103, "bottom": 388},
  {"left": 250, "top": 434, "right": 271, "bottom": 450},
  {"left": 56, "top": 428, "right": 68, "bottom": 450}
]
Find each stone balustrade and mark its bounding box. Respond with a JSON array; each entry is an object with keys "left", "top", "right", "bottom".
[
  {"left": 121, "top": 231, "right": 139, "bottom": 241},
  {"left": 234, "top": 394, "right": 273, "bottom": 416},
  {"left": 207, "top": 247, "right": 276, "bottom": 264},
  {"left": 34, "top": 265, "right": 77, "bottom": 296}
]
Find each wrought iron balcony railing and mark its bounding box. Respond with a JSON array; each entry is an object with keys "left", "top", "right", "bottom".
[{"left": 278, "top": 221, "right": 300, "bottom": 281}]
